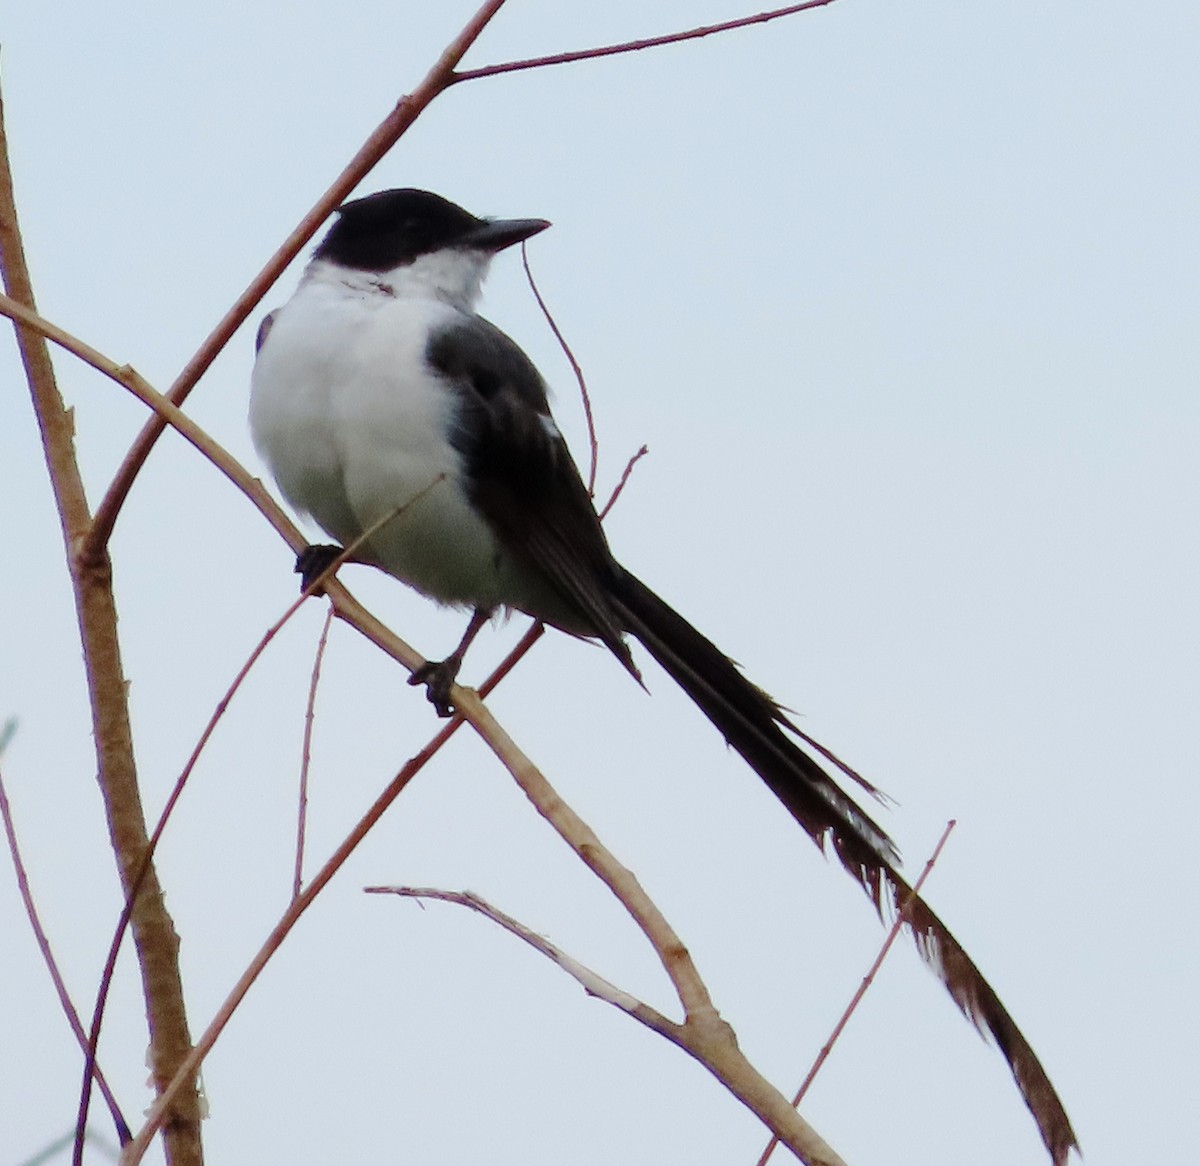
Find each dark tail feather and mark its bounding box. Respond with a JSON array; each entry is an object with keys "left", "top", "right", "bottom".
[{"left": 611, "top": 570, "right": 1078, "bottom": 1166}]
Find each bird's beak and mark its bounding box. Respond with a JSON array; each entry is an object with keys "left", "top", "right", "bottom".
[{"left": 462, "top": 217, "right": 551, "bottom": 252}]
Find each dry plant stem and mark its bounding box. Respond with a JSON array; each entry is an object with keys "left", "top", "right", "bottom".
[
  {"left": 0, "top": 766, "right": 128, "bottom": 1137},
  {"left": 449, "top": 692, "right": 848, "bottom": 1166},
  {"left": 600, "top": 444, "right": 650, "bottom": 519},
  {"left": 520, "top": 245, "right": 599, "bottom": 494},
  {"left": 121, "top": 623, "right": 545, "bottom": 1166},
  {"left": 370, "top": 889, "right": 850, "bottom": 1166},
  {"left": 295, "top": 605, "right": 336, "bottom": 898},
  {"left": 0, "top": 84, "right": 202, "bottom": 1166},
  {"left": 453, "top": 0, "right": 842, "bottom": 82},
  {"left": 86, "top": 0, "right": 511, "bottom": 557},
  {"left": 756, "top": 821, "right": 958, "bottom": 1166},
  {"left": 369, "top": 885, "right": 689, "bottom": 1038}
]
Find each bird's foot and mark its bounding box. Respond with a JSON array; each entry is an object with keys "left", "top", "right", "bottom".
[
  {"left": 408, "top": 656, "right": 463, "bottom": 718},
  {"left": 295, "top": 544, "right": 344, "bottom": 596}
]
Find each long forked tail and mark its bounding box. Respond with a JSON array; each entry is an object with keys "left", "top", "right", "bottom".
[{"left": 610, "top": 568, "right": 1078, "bottom": 1166}]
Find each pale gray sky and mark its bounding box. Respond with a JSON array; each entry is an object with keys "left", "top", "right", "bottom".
[{"left": 2, "top": 3, "right": 1196, "bottom": 1163}]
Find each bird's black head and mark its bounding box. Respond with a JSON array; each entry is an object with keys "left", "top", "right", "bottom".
[{"left": 313, "top": 189, "right": 550, "bottom": 273}]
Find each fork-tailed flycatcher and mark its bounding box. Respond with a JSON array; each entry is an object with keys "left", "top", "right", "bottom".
[{"left": 249, "top": 188, "right": 1074, "bottom": 1163}]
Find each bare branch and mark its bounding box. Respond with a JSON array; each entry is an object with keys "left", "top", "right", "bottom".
[
  {"left": 599, "top": 444, "right": 650, "bottom": 519},
  {"left": 454, "top": 1, "right": 841, "bottom": 83},
  {"left": 756, "top": 821, "right": 957, "bottom": 1166},
  {"left": 520, "top": 244, "right": 600, "bottom": 494},
  {"left": 0, "top": 761, "right": 128, "bottom": 1138},
  {"left": 366, "top": 887, "right": 682, "bottom": 1038},
  {"left": 295, "top": 606, "right": 336, "bottom": 899}
]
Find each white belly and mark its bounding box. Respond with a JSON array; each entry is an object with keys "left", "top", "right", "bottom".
[{"left": 250, "top": 282, "right": 513, "bottom": 609}]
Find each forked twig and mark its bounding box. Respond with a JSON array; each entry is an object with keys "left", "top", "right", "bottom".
[{"left": 366, "top": 887, "right": 680, "bottom": 1037}]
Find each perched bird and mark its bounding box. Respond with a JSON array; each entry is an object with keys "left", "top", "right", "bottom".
[{"left": 250, "top": 188, "right": 1075, "bottom": 1164}]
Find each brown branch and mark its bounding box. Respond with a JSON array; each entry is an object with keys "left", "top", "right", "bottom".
[
  {"left": 599, "top": 444, "right": 650, "bottom": 519},
  {"left": 295, "top": 606, "right": 336, "bottom": 899},
  {"left": 85, "top": 0, "right": 512, "bottom": 559},
  {"left": 367, "top": 886, "right": 683, "bottom": 1037},
  {"left": 0, "top": 74, "right": 202, "bottom": 1166},
  {"left": 453, "top": 0, "right": 841, "bottom": 83},
  {"left": 520, "top": 244, "right": 600, "bottom": 494},
  {"left": 756, "top": 821, "right": 958, "bottom": 1166},
  {"left": 0, "top": 761, "right": 128, "bottom": 1138}
]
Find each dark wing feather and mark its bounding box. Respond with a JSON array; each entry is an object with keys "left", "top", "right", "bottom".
[{"left": 427, "top": 315, "right": 637, "bottom": 675}]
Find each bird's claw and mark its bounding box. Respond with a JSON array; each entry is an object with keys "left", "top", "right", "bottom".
[
  {"left": 295, "top": 544, "right": 343, "bottom": 596},
  {"left": 408, "top": 658, "right": 461, "bottom": 718}
]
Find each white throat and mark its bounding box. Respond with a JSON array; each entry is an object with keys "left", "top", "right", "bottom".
[{"left": 303, "top": 249, "right": 492, "bottom": 312}]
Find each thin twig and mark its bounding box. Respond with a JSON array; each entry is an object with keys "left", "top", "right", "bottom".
[
  {"left": 520, "top": 244, "right": 600, "bottom": 494},
  {"left": 367, "top": 887, "right": 681, "bottom": 1037},
  {"left": 0, "top": 763, "right": 128, "bottom": 1137},
  {"left": 86, "top": 0, "right": 511, "bottom": 558},
  {"left": 453, "top": 0, "right": 841, "bottom": 83},
  {"left": 599, "top": 444, "right": 650, "bottom": 519},
  {"left": 295, "top": 605, "right": 336, "bottom": 899},
  {"left": 755, "top": 821, "right": 957, "bottom": 1166}
]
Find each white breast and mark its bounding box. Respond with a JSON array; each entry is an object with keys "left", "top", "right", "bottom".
[{"left": 250, "top": 270, "right": 510, "bottom": 609}]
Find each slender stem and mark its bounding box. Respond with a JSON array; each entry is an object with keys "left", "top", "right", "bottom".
[
  {"left": 295, "top": 606, "right": 336, "bottom": 899},
  {"left": 599, "top": 445, "right": 650, "bottom": 519},
  {"left": 454, "top": 0, "right": 841, "bottom": 83},
  {"left": 755, "top": 821, "right": 957, "bottom": 1166},
  {"left": 0, "top": 765, "right": 128, "bottom": 1137},
  {"left": 520, "top": 245, "right": 600, "bottom": 495}
]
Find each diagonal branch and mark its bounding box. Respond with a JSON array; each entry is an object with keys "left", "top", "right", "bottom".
[
  {"left": 757, "top": 821, "right": 957, "bottom": 1166},
  {"left": 453, "top": 0, "right": 841, "bottom": 83},
  {"left": 367, "top": 887, "right": 682, "bottom": 1038},
  {"left": 0, "top": 761, "right": 128, "bottom": 1138}
]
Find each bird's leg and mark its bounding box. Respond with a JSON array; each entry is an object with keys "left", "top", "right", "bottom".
[
  {"left": 408, "top": 607, "right": 492, "bottom": 717},
  {"left": 295, "top": 544, "right": 345, "bottom": 596}
]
